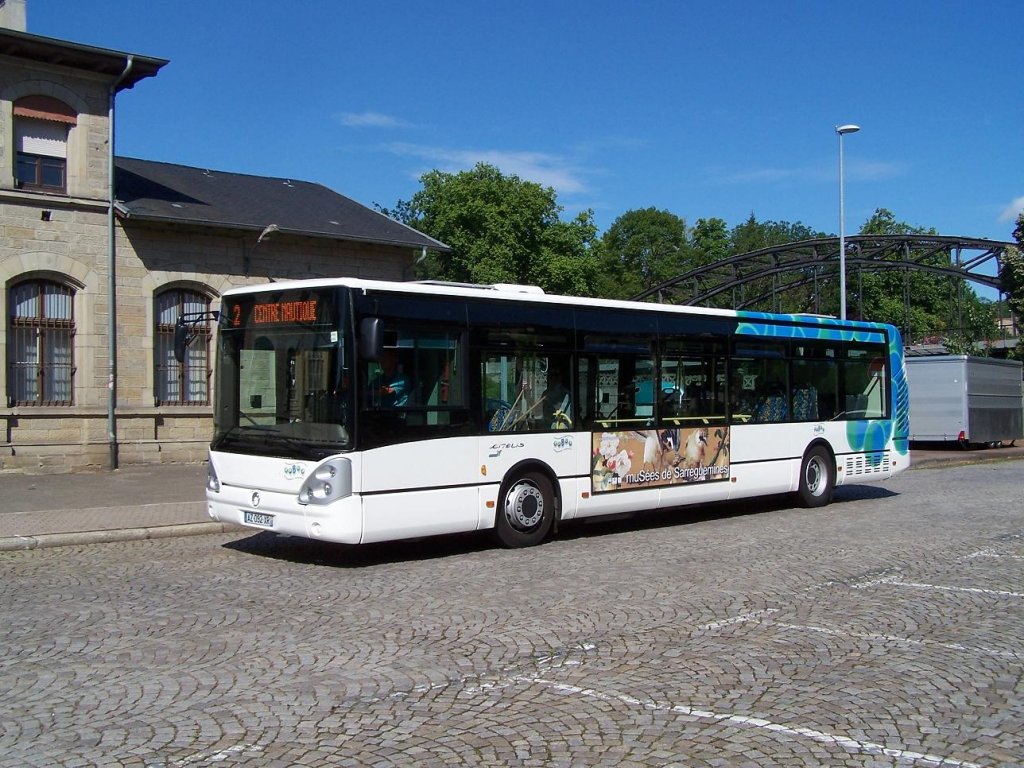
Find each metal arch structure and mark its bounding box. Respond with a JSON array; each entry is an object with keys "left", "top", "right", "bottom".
[{"left": 632, "top": 235, "right": 1013, "bottom": 319}]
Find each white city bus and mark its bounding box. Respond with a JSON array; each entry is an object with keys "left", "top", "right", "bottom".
[{"left": 197, "top": 278, "right": 909, "bottom": 547}]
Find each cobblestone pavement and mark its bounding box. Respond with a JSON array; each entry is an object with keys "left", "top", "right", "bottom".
[{"left": 2, "top": 462, "right": 1022, "bottom": 767}]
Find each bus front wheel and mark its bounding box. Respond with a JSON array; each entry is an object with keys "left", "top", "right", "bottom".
[
  {"left": 496, "top": 472, "right": 555, "bottom": 548},
  {"left": 798, "top": 446, "right": 835, "bottom": 508}
]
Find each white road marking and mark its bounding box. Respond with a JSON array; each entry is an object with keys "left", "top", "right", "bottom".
[
  {"left": 696, "top": 608, "right": 780, "bottom": 632},
  {"left": 893, "top": 578, "right": 1024, "bottom": 599},
  {"left": 515, "top": 676, "right": 982, "bottom": 767},
  {"left": 849, "top": 569, "right": 1024, "bottom": 599},
  {"left": 964, "top": 549, "right": 1024, "bottom": 561},
  {"left": 173, "top": 744, "right": 264, "bottom": 766},
  {"left": 773, "top": 621, "right": 1024, "bottom": 661}
]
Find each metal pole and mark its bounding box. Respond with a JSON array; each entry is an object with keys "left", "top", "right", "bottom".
[
  {"left": 836, "top": 124, "right": 860, "bottom": 321},
  {"left": 839, "top": 133, "right": 846, "bottom": 320},
  {"left": 107, "top": 55, "right": 133, "bottom": 470}
]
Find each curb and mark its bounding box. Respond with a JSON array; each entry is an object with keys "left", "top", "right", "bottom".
[
  {"left": 910, "top": 454, "right": 1024, "bottom": 470},
  {"left": 0, "top": 522, "right": 240, "bottom": 552}
]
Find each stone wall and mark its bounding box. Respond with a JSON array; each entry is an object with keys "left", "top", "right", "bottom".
[{"left": 1, "top": 217, "right": 414, "bottom": 473}]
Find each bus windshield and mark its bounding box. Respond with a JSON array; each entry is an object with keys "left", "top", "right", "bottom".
[{"left": 211, "top": 287, "right": 351, "bottom": 460}]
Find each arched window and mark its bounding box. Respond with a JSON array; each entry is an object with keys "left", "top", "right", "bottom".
[
  {"left": 155, "top": 288, "right": 212, "bottom": 405},
  {"left": 13, "top": 96, "right": 76, "bottom": 193},
  {"left": 7, "top": 279, "right": 75, "bottom": 406}
]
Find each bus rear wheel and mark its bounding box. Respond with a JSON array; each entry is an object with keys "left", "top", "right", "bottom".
[
  {"left": 798, "top": 445, "right": 835, "bottom": 508},
  {"left": 496, "top": 472, "right": 555, "bottom": 548}
]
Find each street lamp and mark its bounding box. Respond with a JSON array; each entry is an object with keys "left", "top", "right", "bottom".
[{"left": 836, "top": 123, "right": 860, "bottom": 320}]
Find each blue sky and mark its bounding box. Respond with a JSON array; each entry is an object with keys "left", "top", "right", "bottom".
[{"left": 34, "top": 1, "right": 1023, "bottom": 258}]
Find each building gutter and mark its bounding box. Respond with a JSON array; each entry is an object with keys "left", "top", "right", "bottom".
[{"left": 107, "top": 55, "right": 133, "bottom": 470}]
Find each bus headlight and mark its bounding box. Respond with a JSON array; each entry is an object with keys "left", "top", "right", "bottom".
[
  {"left": 298, "top": 458, "right": 351, "bottom": 505},
  {"left": 207, "top": 458, "right": 221, "bottom": 493}
]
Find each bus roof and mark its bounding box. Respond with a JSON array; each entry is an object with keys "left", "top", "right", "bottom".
[{"left": 219, "top": 276, "right": 892, "bottom": 331}]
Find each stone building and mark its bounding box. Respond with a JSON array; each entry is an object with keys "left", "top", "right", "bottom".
[{"left": 0, "top": 4, "right": 447, "bottom": 472}]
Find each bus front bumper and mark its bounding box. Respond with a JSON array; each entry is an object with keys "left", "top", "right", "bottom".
[{"left": 207, "top": 485, "right": 363, "bottom": 544}]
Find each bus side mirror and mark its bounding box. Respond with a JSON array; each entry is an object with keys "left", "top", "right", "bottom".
[
  {"left": 360, "top": 317, "right": 383, "bottom": 361},
  {"left": 173, "top": 318, "right": 189, "bottom": 363}
]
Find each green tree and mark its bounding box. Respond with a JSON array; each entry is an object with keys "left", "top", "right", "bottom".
[
  {"left": 691, "top": 217, "right": 730, "bottom": 268},
  {"left": 530, "top": 209, "right": 600, "bottom": 296},
  {"left": 597, "top": 207, "right": 689, "bottom": 300},
  {"left": 380, "top": 163, "right": 599, "bottom": 295},
  {"left": 730, "top": 213, "right": 822, "bottom": 255},
  {"left": 853, "top": 208, "right": 942, "bottom": 333},
  {"left": 999, "top": 214, "right": 1024, "bottom": 360},
  {"left": 726, "top": 214, "right": 828, "bottom": 313}
]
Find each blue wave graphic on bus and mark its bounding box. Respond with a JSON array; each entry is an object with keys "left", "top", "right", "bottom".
[
  {"left": 735, "top": 313, "right": 909, "bottom": 458},
  {"left": 735, "top": 313, "right": 885, "bottom": 344},
  {"left": 888, "top": 326, "right": 910, "bottom": 453},
  {"left": 846, "top": 419, "right": 890, "bottom": 456}
]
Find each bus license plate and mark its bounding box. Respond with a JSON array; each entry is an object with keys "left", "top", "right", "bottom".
[{"left": 244, "top": 511, "right": 274, "bottom": 528}]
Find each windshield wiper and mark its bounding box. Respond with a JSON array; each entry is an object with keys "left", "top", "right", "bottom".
[
  {"left": 215, "top": 420, "right": 348, "bottom": 453},
  {"left": 214, "top": 424, "right": 307, "bottom": 453}
]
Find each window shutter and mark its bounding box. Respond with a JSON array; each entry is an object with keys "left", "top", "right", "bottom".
[{"left": 16, "top": 120, "right": 68, "bottom": 159}]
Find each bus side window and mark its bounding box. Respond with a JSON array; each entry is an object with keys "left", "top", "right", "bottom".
[
  {"left": 576, "top": 357, "right": 596, "bottom": 429},
  {"left": 367, "top": 348, "right": 410, "bottom": 408},
  {"left": 593, "top": 354, "right": 653, "bottom": 427},
  {"left": 659, "top": 339, "right": 726, "bottom": 425},
  {"left": 732, "top": 341, "right": 788, "bottom": 423},
  {"left": 364, "top": 327, "right": 464, "bottom": 429},
  {"left": 792, "top": 342, "right": 838, "bottom": 421},
  {"left": 483, "top": 352, "right": 546, "bottom": 432},
  {"left": 539, "top": 356, "right": 573, "bottom": 430},
  {"left": 843, "top": 347, "right": 887, "bottom": 419}
]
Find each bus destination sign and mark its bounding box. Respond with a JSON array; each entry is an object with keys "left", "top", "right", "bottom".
[{"left": 250, "top": 299, "right": 319, "bottom": 326}]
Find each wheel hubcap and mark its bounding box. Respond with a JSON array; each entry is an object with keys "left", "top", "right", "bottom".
[
  {"left": 505, "top": 481, "right": 544, "bottom": 531},
  {"left": 806, "top": 458, "right": 823, "bottom": 495}
]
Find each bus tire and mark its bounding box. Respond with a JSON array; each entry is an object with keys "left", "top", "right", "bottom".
[
  {"left": 797, "top": 445, "right": 834, "bottom": 508},
  {"left": 495, "top": 471, "right": 555, "bottom": 548}
]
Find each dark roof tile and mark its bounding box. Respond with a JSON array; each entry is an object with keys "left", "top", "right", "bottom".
[{"left": 114, "top": 157, "right": 447, "bottom": 252}]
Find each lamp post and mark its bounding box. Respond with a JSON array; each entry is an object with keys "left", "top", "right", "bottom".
[{"left": 836, "top": 123, "right": 860, "bottom": 320}]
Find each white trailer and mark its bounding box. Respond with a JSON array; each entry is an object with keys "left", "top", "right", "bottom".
[{"left": 906, "top": 355, "right": 1023, "bottom": 446}]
